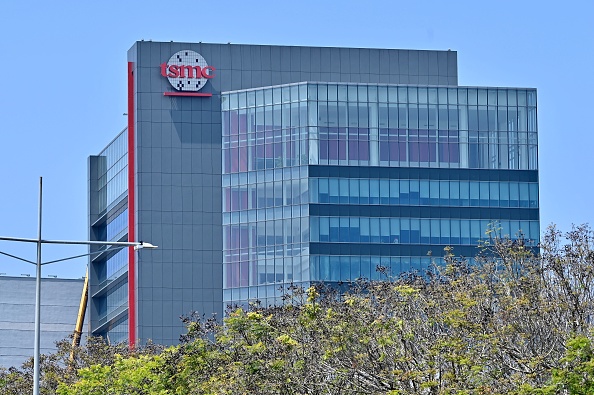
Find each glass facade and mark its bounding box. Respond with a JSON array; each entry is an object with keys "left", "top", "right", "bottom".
[
  {"left": 96, "top": 131, "right": 128, "bottom": 214},
  {"left": 310, "top": 179, "right": 538, "bottom": 208},
  {"left": 221, "top": 165, "right": 310, "bottom": 304},
  {"left": 310, "top": 255, "right": 433, "bottom": 282},
  {"left": 311, "top": 217, "right": 538, "bottom": 245},
  {"left": 222, "top": 83, "right": 539, "bottom": 306},
  {"left": 90, "top": 130, "right": 129, "bottom": 341},
  {"left": 106, "top": 316, "right": 128, "bottom": 344}
]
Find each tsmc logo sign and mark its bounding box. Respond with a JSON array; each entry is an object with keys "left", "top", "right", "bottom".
[{"left": 161, "top": 50, "right": 215, "bottom": 97}]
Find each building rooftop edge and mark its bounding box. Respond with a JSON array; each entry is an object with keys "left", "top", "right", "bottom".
[
  {"left": 0, "top": 276, "right": 85, "bottom": 282},
  {"left": 132, "top": 40, "right": 458, "bottom": 54},
  {"left": 221, "top": 81, "right": 537, "bottom": 94}
]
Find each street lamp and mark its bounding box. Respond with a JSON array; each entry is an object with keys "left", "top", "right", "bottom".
[{"left": 0, "top": 177, "right": 157, "bottom": 395}]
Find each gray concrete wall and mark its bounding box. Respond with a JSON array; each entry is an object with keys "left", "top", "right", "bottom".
[{"left": 0, "top": 276, "right": 87, "bottom": 368}]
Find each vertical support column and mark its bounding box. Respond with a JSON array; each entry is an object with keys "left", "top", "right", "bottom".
[
  {"left": 458, "top": 106, "right": 469, "bottom": 168},
  {"left": 308, "top": 100, "right": 319, "bottom": 165},
  {"left": 127, "top": 62, "right": 137, "bottom": 347},
  {"left": 32, "top": 177, "right": 42, "bottom": 395},
  {"left": 369, "top": 102, "right": 379, "bottom": 166},
  {"left": 369, "top": 128, "right": 379, "bottom": 166}
]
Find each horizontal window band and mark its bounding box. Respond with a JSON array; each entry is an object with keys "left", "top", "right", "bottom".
[
  {"left": 310, "top": 204, "right": 539, "bottom": 221},
  {"left": 308, "top": 165, "right": 538, "bottom": 182},
  {"left": 310, "top": 243, "right": 537, "bottom": 257}
]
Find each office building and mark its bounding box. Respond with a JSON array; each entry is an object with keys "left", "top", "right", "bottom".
[{"left": 88, "top": 42, "right": 539, "bottom": 345}]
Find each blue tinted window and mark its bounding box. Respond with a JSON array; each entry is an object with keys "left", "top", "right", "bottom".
[
  {"left": 489, "top": 182, "right": 499, "bottom": 207},
  {"left": 370, "top": 180, "right": 380, "bottom": 204},
  {"left": 360, "top": 179, "right": 369, "bottom": 204},
  {"left": 390, "top": 180, "right": 399, "bottom": 204},
  {"left": 420, "top": 180, "right": 430, "bottom": 205},
  {"left": 400, "top": 180, "right": 410, "bottom": 205},
  {"left": 470, "top": 183, "right": 479, "bottom": 206},
  {"left": 529, "top": 183, "right": 538, "bottom": 207},
  {"left": 420, "top": 219, "right": 430, "bottom": 244},
  {"left": 519, "top": 183, "right": 529, "bottom": 208},
  {"left": 349, "top": 179, "right": 360, "bottom": 204},
  {"left": 410, "top": 180, "right": 420, "bottom": 205}
]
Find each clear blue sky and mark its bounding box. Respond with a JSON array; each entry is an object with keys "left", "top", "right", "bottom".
[{"left": 0, "top": 0, "right": 592, "bottom": 278}]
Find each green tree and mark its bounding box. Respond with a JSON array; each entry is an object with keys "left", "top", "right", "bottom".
[
  {"left": 0, "top": 336, "right": 162, "bottom": 395},
  {"left": 9, "top": 224, "right": 594, "bottom": 395},
  {"left": 56, "top": 354, "right": 168, "bottom": 395}
]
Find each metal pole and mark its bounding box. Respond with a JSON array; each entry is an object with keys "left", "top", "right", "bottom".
[
  {"left": 0, "top": 178, "right": 156, "bottom": 392},
  {"left": 33, "top": 177, "right": 42, "bottom": 395},
  {"left": 0, "top": 236, "right": 155, "bottom": 248}
]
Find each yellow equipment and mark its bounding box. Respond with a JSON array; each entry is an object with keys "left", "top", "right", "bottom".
[{"left": 70, "top": 268, "right": 88, "bottom": 361}]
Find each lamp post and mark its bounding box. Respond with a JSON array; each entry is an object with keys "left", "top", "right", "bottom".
[{"left": 0, "top": 177, "right": 157, "bottom": 395}]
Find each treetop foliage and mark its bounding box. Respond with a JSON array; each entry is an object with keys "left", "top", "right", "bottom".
[{"left": 3, "top": 224, "right": 594, "bottom": 394}]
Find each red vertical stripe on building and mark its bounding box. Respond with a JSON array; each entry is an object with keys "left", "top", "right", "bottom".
[{"left": 127, "top": 61, "right": 137, "bottom": 347}]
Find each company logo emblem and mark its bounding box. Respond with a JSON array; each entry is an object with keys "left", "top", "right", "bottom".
[{"left": 161, "top": 50, "right": 215, "bottom": 97}]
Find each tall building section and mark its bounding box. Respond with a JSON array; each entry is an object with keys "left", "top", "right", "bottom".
[
  {"left": 88, "top": 131, "right": 129, "bottom": 343},
  {"left": 88, "top": 42, "right": 539, "bottom": 344}
]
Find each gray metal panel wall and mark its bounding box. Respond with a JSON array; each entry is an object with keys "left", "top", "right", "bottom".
[
  {"left": 128, "top": 42, "right": 458, "bottom": 344},
  {"left": 0, "top": 277, "right": 87, "bottom": 368}
]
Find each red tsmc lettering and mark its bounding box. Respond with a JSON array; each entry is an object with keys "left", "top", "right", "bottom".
[{"left": 160, "top": 63, "right": 216, "bottom": 79}]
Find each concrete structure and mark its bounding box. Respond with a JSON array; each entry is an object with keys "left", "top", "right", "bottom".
[
  {"left": 0, "top": 276, "right": 87, "bottom": 368},
  {"left": 88, "top": 42, "right": 539, "bottom": 345}
]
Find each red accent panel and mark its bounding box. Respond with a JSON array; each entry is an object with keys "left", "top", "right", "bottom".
[
  {"left": 163, "top": 92, "right": 213, "bottom": 97},
  {"left": 127, "top": 61, "right": 137, "bottom": 347}
]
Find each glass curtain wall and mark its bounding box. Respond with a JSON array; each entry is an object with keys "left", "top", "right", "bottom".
[
  {"left": 90, "top": 130, "right": 129, "bottom": 341},
  {"left": 222, "top": 83, "right": 538, "bottom": 305},
  {"left": 222, "top": 85, "right": 310, "bottom": 306},
  {"left": 309, "top": 84, "right": 537, "bottom": 170}
]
